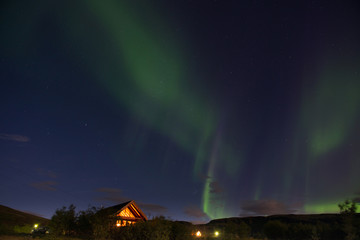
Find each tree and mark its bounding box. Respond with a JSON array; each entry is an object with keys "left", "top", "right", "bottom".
[
  {"left": 338, "top": 199, "right": 357, "bottom": 215},
  {"left": 49, "top": 204, "right": 76, "bottom": 235},
  {"left": 338, "top": 199, "right": 358, "bottom": 240},
  {"left": 76, "top": 206, "right": 97, "bottom": 237},
  {"left": 91, "top": 206, "right": 113, "bottom": 239}
]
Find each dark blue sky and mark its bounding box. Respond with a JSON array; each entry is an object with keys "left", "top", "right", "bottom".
[{"left": 1, "top": 0, "right": 360, "bottom": 222}]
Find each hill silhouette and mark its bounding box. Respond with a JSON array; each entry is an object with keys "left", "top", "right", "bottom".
[
  {"left": 203, "top": 213, "right": 360, "bottom": 239},
  {"left": 0, "top": 205, "right": 49, "bottom": 234}
]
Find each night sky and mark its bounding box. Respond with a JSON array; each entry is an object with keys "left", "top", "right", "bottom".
[{"left": 1, "top": 0, "right": 360, "bottom": 223}]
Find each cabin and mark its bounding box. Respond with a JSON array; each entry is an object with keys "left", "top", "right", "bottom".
[{"left": 103, "top": 200, "right": 147, "bottom": 227}]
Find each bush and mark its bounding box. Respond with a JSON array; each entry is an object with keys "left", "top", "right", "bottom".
[
  {"left": 76, "top": 207, "right": 97, "bottom": 237},
  {"left": 111, "top": 216, "right": 173, "bottom": 240},
  {"left": 170, "top": 221, "right": 192, "bottom": 240},
  {"left": 288, "top": 223, "right": 313, "bottom": 240},
  {"left": 0, "top": 224, "right": 13, "bottom": 235},
  {"left": 13, "top": 225, "right": 32, "bottom": 234},
  {"left": 263, "top": 220, "right": 288, "bottom": 240},
  {"left": 49, "top": 204, "right": 76, "bottom": 236}
]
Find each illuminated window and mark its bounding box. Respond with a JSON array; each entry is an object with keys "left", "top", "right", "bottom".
[
  {"left": 114, "top": 204, "right": 144, "bottom": 228},
  {"left": 130, "top": 204, "right": 141, "bottom": 217},
  {"left": 118, "top": 208, "right": 135, "bottom": 218},
  {"left": 118, "top": 220, "right": 135, "bottom": 227}
]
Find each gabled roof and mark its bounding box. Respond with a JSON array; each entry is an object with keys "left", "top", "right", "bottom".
[
  {"left": 106, "top": 200, "right": 133, "bottom": 212},
  {"left": 103, "top": 200, "right": 147, "bottom": 221}
]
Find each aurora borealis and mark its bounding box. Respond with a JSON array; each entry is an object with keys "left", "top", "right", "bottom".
[{"left": 1, "top": 0, "right": 360, "bottom": 221}]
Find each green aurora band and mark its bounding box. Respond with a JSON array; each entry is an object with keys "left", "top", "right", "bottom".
[
  {"left": 2, "top": 0, "right": 231, "bottom": 219},
  {"left": 301, "top": 61, "right": 360, "bottom": 160},
  {"left": 70, "top": 0, "right": 236, "bottom": 219},
  {"left": 3, "top": 0, "right": 359, "bottom": 218},
  {"left": 298, "top": 53, "right": 360, "bottom": 212}
]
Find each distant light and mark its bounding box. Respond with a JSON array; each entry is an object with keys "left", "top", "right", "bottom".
[
  {"left": 214, "top": 231, "right": 219, "bottom": 237},
  {"left": 34, "top": 224, "right": 39, "bottom": 229},
  {"left": 116, "top": 223, "right": 121, "bottom": 227},
  {"left": 196, "top": 231, "right": 202, "bottom": 237}
]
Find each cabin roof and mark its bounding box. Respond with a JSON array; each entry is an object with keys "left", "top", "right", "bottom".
[
  {"left": 102, "top": 200, "right": 147, "bottom": 221},
  {"left": 106, "top": 200, "right": 133, "bottom": 212}
]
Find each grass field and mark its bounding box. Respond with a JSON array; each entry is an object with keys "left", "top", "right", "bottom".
[{"left": 0, "top": 236, "right": 83, "bottom": 240}]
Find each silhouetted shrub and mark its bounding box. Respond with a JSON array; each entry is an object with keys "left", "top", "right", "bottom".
[
  {"left": 49, "top": 204, "right": 76, "bottom": 236},
  {"left": 288, "top": 223, "right": 313, "bottom": 240},
  {"left": 263, "top": 220, "right": 288, "bottom": 240},
  {"left": 13, "top": 224, "right": 32, "bottom": 234}
]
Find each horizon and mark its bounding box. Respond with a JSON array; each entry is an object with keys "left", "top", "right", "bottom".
[
  {"left": 2, "top": 202, "right": 355, "bottom": 224},
  {"left": 2, "top": 199, "right": 356, "bottom": 224}
]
